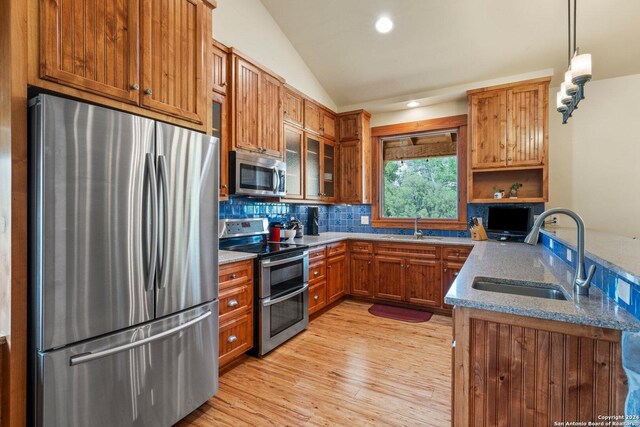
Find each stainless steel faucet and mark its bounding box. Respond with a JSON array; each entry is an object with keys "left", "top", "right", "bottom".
[
  {"left": 414, "top": 216, "right": 423, "bottom": 240},
  {"left": 524, "top": 208, "right": 596, "bottom": 296}
]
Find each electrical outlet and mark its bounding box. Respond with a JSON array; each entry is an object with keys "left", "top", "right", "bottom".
[
  {"left": 566, "top": 249, "right": 572, "bottom": 262},
  {"left": 549, "top": 239, "right": 554, "bottom": 249},
  {"left": 360, "top": 216, "right": 369, "bottom": 225},
  {"left": 616, "top": 278, "right": 631, "bottom": 305}
]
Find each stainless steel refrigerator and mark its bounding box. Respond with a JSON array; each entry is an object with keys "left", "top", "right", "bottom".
[{"left": 28, "top": 94, "right": 219, "bottom": 427}]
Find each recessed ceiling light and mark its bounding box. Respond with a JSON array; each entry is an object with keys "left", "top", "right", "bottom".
[
  {"left": 406, "top": 101, "right": 420, "bottom": 108},
  {"left": 375, "top": 16, "right": 393, "bottom": 34}
]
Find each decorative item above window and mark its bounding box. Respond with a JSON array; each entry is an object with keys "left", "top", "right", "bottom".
[{"left": 557, "top": 0, "right": 592, "bottom": 124}]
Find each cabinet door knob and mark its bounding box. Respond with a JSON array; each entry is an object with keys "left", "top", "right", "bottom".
[
  {"left": 453, "top": 272, "right": 459, "bottom": 277},
  {"left": 221, "top": 82, "right": 226, "bottom": 87},
  {"left": 131, "top": 84, "right": 140, "bottom": 90},
  {"left": 227, "top": 335, "right": 238, "bottom": 344},
  {"left": 313, "top": 271, "right": 319, "bottom": 276},
  {"left": 230, "top": 273, "right": 237, "bottom": 279},
  {"left": 221, "top": 184, "right": 228, "bottom": 189},
  {"left": 444, "top": 268, "right": 448, "bottom": 272},
  {"left": 227, "top": 299, "right": 238, "bottom": 307},
  {"left": 314, "top": 295, "right": 319, "bottom": 301},
  {"left": 144, "top": 88, "right": 153, "bottom": 95}
]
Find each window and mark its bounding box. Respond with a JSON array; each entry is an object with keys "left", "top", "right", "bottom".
[
  {"left": 382, "top": 131, "right": 458, "bottom": 219},
  {"left": 371, "top": 115, "right": 468, "bottom": 230}
]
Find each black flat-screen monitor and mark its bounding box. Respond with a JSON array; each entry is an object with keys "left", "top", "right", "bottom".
[{"left": 487, "top": 207, "right": 533, "bottom": 237}]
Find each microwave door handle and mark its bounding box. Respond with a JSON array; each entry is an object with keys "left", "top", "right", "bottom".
[
  {"left": 272, "top": 169, "right": 278, "bottom": 192},
  {"left": 263, "top": 284, "right": 308, "bottom": 307}
]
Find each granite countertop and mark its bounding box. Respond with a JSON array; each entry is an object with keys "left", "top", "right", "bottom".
[
  {"left": 541, "top": 227, "right": 640, "bottom": 286},
  {"left": 445, "top": 240, "right": 640, "bottom": 332},
  {"left": 288, "top": 232, "right": 474, "bottom": 247},
  {"left": 219, "top": 250, "right": 256, "bottom": 265}
]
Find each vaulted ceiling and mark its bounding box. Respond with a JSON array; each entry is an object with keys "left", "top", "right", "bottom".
[{"left": 260, "top": 0, "right": 640, "bottom": 109}]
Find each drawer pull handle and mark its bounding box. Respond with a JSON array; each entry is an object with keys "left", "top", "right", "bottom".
[
  {"left": 230, "top": 273, "right": 237, "bottom": 279},
  {"left": 227, "top": 335, "right": 238, "bottom": 344},
  {"left": 227, "top": 299, "right": 238, "bottom": 307},
  {"left": 314, "top": 295, "right": 319, "bottom": 301}
]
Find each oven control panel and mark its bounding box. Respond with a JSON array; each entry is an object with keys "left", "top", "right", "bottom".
[{"left": 219, "top": 218, "right": 269, "bottom": 238}]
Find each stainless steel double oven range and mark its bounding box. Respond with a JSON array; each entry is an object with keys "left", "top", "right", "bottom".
[{"left": 220, "top": 218, "right": 309, "bottom": 355}]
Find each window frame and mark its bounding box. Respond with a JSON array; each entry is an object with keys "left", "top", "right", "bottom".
[{"left": 371, "top": 115, "right": 468, "bottom": 230}]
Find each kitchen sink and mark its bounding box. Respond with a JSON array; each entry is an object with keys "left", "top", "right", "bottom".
[
  {"left": 472, "top": 277, "right": 568, "bottom": 301},
  {"left": 380, "top": 235, "right": 443, "bottom": 241}
]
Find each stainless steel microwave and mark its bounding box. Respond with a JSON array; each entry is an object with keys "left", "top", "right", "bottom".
[{"left": 229, "top": 151, "right": 286, "bottom": 197}]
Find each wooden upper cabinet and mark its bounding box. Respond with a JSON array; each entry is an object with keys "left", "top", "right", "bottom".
[
  {"left": 469, "top": 90, "right": 507, "bottom": 169},
  {"left": 212, "top": 40, "right": 228, "bottom": 95},
  {"left": 230, "top": 51, "right": 285, "bottom": 159},
  {"left": 338, "top": 110, "right": 371, "bottom": 204},
  {"left": 232, "top": 56, "right": 261, "bottom": 153},
  {"left": 283, "top": 86, "right": 304, "bottom": 127},
  {"left": 468, "top": 78, "right": 550, "bottom": 170},
  {"left": 338, "top": 113, "right": 361, "bottom": 142},
  {"left": 40, "top": 0, "right": 140, "bottom": 104},
  {"left": 320, "top": 110, "right": 336, "bottom": 140},
  {"left": 339, "top": 141, "right": 360, "bottom": 203},
  {"left": 507, "top": 83, "right": 547, "bottom": 166},
  {"left": 304, "top": 100, "right": 322, "bottom": 135},
  {"left": 140, "top": 0, "right": 207, "bottom": 124},
  {"left": 260, "top": 73, "right": 283, "bottom": 158}
]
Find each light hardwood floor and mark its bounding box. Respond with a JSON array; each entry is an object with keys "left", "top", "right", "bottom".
[{"left": 178, "top": 299, "right": 453, "bottom": 426}]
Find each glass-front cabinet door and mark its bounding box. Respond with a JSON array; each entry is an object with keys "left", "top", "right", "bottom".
[
  {"left": 305, "top": 134, "right": 321, "bottom": 200},
  {"left": 322, "top": 138, "right": 336, "bottom": 201},
  {"left": 284, "top": 124, "right": 304, "bottom": 199}
]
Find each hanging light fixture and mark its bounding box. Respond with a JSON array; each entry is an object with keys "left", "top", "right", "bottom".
[{"left": 558, "top": 0, "right": 592, "bottom": 123}]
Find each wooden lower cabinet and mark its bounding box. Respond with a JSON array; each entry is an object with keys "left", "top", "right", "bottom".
[
  {"left": 442, "top": 261, "right": 463, "bottom": 309},
  {"left": 309, "top": 281, "right": 327, "bottom": 315},
  {"left": 219, "top": 312, "right": 253, "bottom": 367},
  {"left": 373, "top": 256, "right": 405, "bottom": 301},
  {"left": 326, "top": 254, "right": 347, "bottom": 304},
  {"left": 453, "top": 307, "right": 627, "bottom": 426},
  {"left": 405, "top": 258, "right": 441, "bottom": 307},
  {"left": 218, "top": 260, "right": 254, "bottom": 368},
  {"left": 350, "top": 253, "right": 373, "bottom": 297}
]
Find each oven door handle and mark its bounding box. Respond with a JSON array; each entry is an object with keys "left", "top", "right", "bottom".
[
  {"left": 261, "top": 251, "right": 309, "bottom": 268},
  {"left": 263, "top": 284, "right": 308, "bottom": 307}
]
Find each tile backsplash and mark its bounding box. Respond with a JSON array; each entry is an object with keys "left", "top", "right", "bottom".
[
  {"left": 541, "top": 233, "right": 640, "bottom": 321},
  {"left": 219, "top": 200, "right": 544, "bottom": 237}
]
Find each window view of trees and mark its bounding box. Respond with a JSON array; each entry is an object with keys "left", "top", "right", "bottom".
[{"left": 383, "top": 156, "right": 458, "bottom": 219}]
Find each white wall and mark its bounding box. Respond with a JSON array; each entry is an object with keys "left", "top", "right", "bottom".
[
  {"left": 547, "top": 74, "right": 640, "bottom": 237},
  {"left": 370, "top": 101, "right": 467, "bottom": 127},
  {"left": 213, "top": 0, "right": 336, "bottom": 110}
]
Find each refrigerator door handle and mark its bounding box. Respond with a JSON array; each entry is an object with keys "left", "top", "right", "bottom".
[
  {"left": 69, "top": 310, "right": 212, "bottom": 366},
  {"left": 145, "top": 153, "right": 159, "bottom": 292},
  {"left": 158, "top": 154, "right": 170, "bottom": 289}
]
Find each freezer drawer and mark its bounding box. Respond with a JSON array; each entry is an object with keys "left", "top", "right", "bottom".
[{"left": 35, "top": 302, "right": 218, "bottom": 427}]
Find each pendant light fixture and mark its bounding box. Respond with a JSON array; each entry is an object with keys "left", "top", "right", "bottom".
[{"left": 557, "top": 0, "right": 592, "bottom": 124}]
